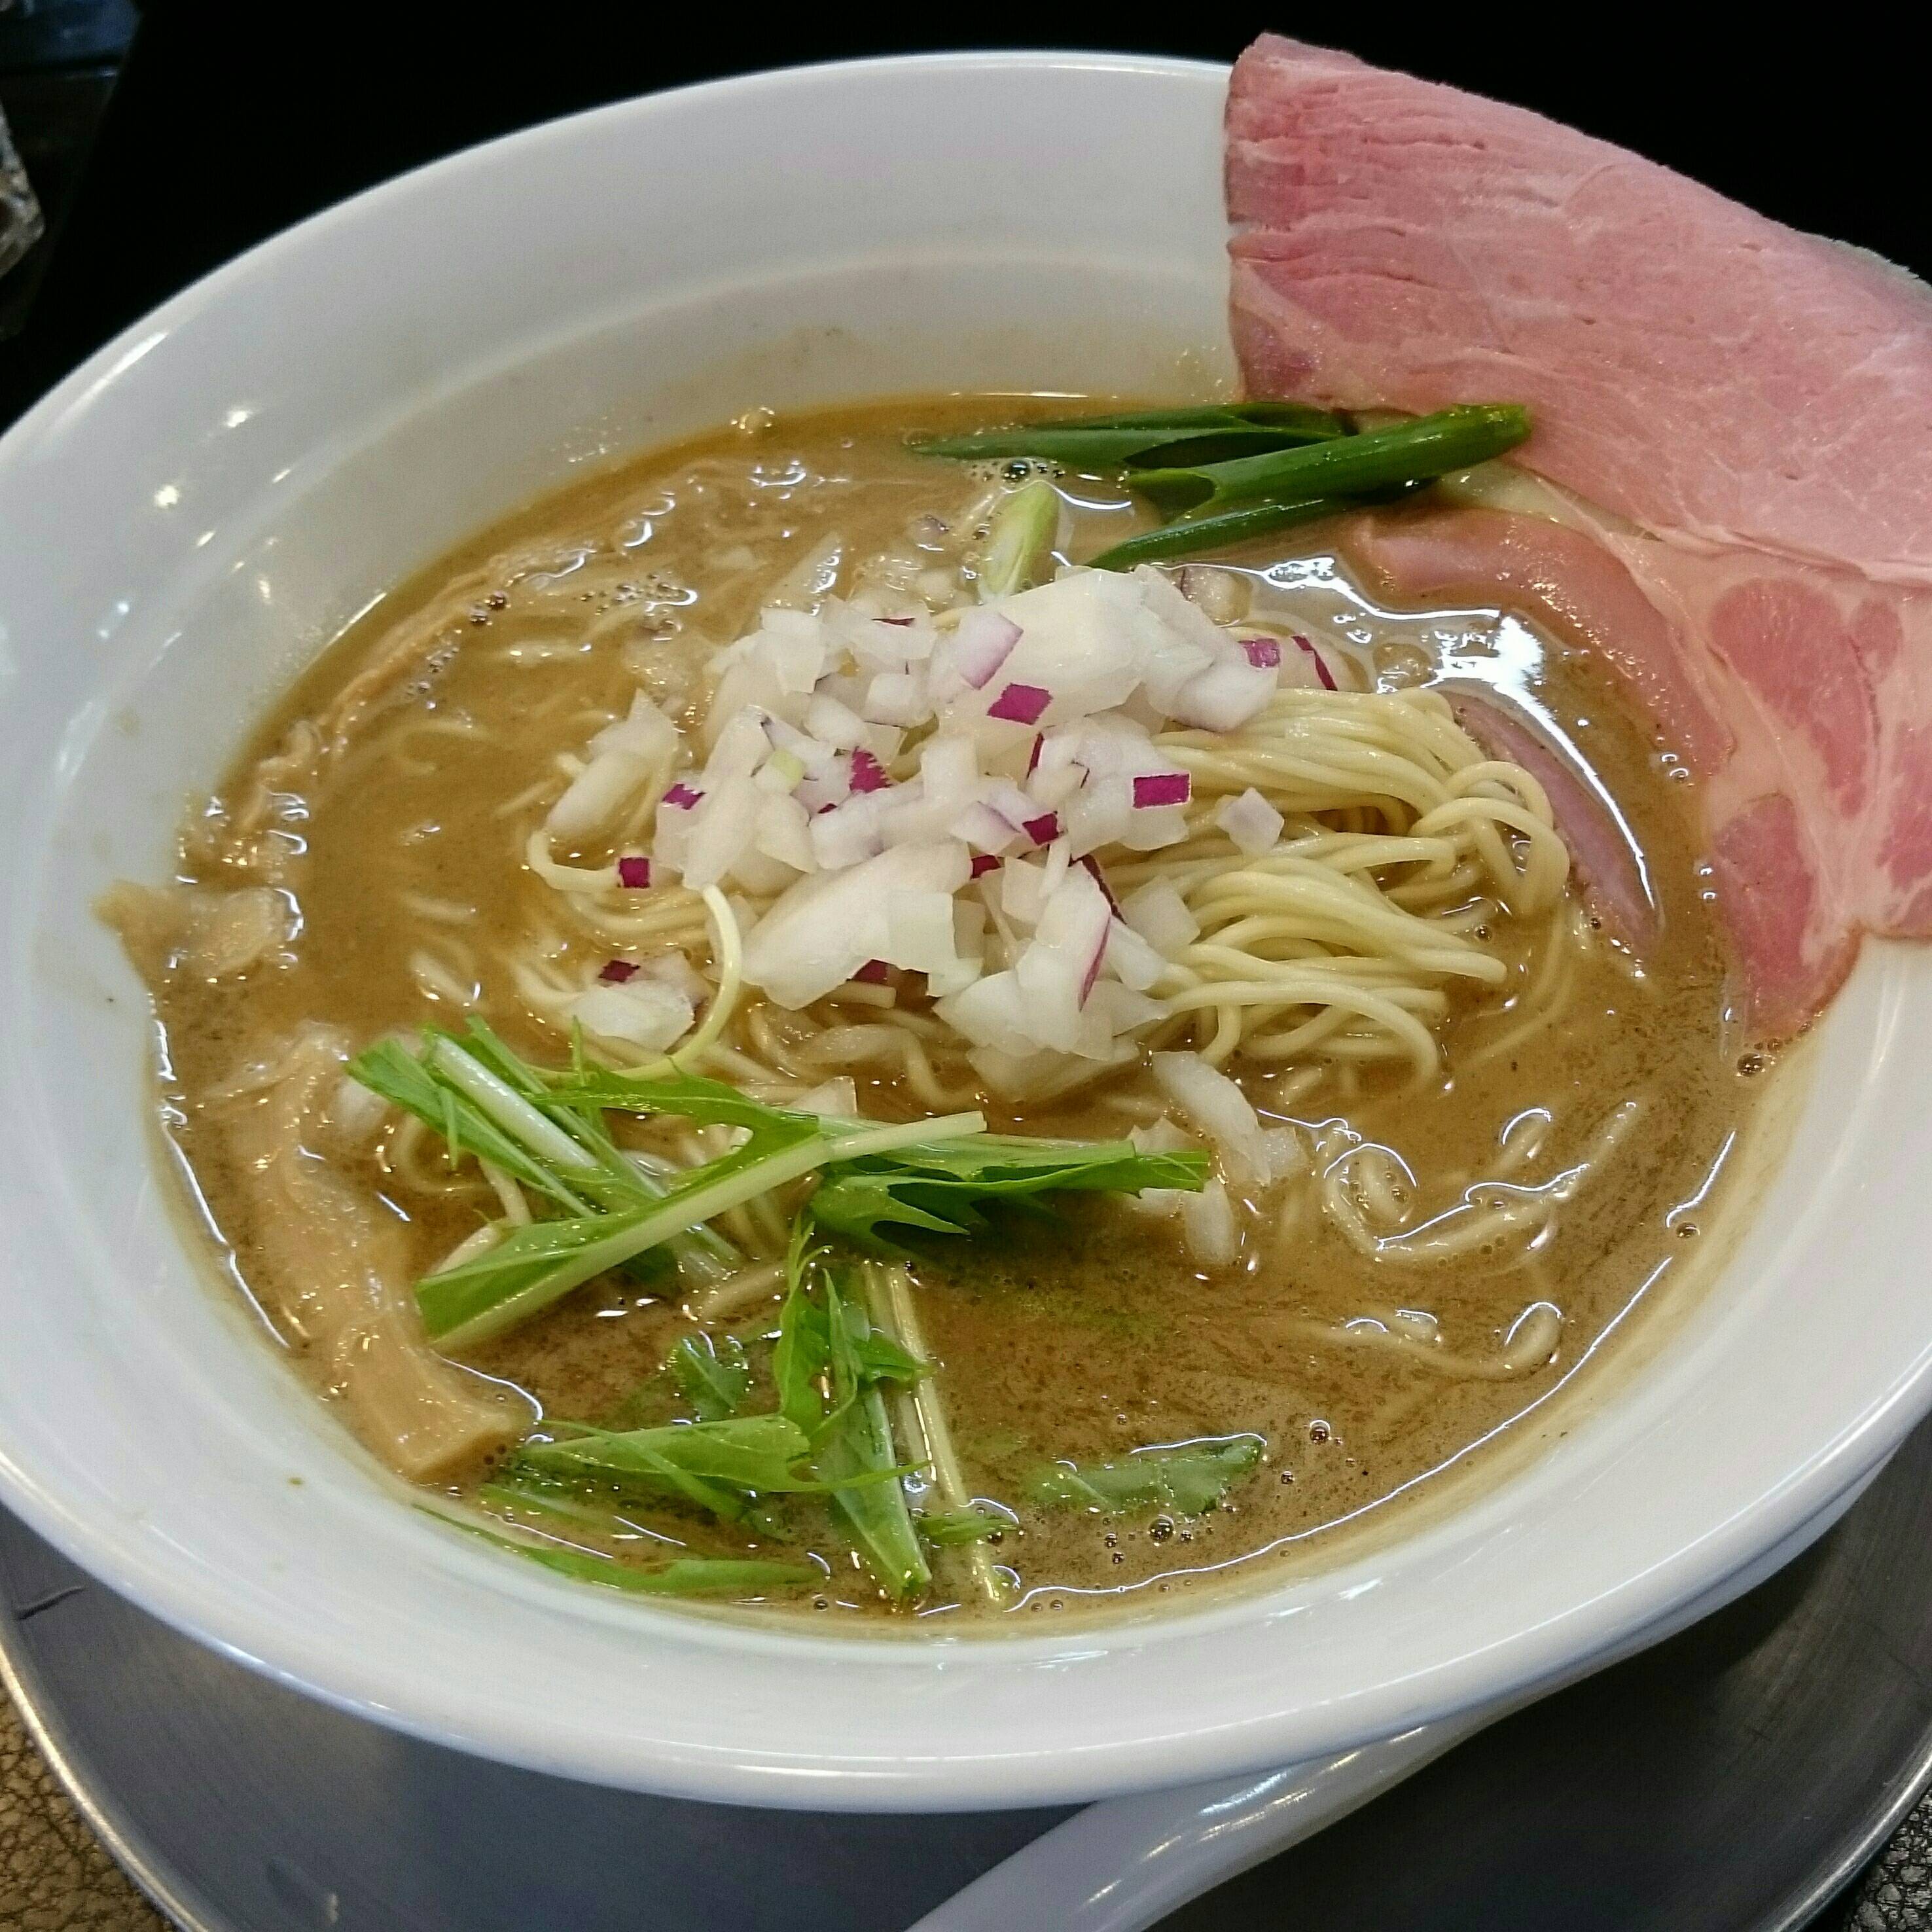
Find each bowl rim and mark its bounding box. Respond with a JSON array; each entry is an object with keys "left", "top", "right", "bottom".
[{"left": 3, "top": 46, "right": 1931, "bottom": 1810}]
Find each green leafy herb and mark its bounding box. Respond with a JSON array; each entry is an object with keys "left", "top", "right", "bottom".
[
  {"left": 975, "top": 478, "right": 1060, "bottom": 599},
  {"left": 383, "top": 1045, "right": 1193, "bottom": 1346},
  {"left": 487, "top": 1447, "right": 763, "bottom": 1531},
  {"left": 350, "top": 1022, "right": 740, "bottom": 1283},
  {"left": 523, "top": 1414, "right": 832, "bottom": 1495},
  {"left": 351, "top": 1033, "right": 596, "bottom": 1215},
  {"left": 477, "top": 1467, "right": 643, "bottom": 1532},
  {"left": 540, "top": 1069, "right": 983, "bottom": 1156},
  {"left": 1027, "top": 1436, "right": 1265, "bottom": 1516},
  {"left": 773, "top": 1219, "right": 833, "bottom": 1435},
  {"left": 850, "top": 1331, "right": 924, "bottom": 1384},
  {"left": 768, "top": 1230, "right": 932, "bottom": 1600},
  {"left": 537, "top": 1064, "right": 1202, "bottom": 1253},
  {"left": 541, "top": 1066, "right": 818, "bottom": 1137},
  {"left": 920, "top": 1505, "right": 1009, "bottom": 1547},
  {"left": 910, "top": 402, "right": 1346, "bottom": 469},
  {"left": 812, "top": 1272, "right": 930, "bottom": 1600},
  {"left": 460, "top": 1520, "right": 815, "bottom": 1598},
  {"left": 414, "top": 1116, "right": 829, "bottom": 1349},
  {"left": 670, "top": 1333, "right": 752, "bottom": 1422},
  {"left": 810, "top": 1134, "right": 1209, "bottom": 1251}
]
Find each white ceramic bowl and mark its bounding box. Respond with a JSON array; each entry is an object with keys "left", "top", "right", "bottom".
[{"left": 1, "top": 52, "right": 1930, "bottom": 1813}]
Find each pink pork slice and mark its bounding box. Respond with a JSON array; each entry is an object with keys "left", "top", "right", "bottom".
[{"left": 1226, "top": 33, "right": 1932, "bottom": 1038}]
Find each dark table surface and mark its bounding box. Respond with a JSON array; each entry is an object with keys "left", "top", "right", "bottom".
[{"left": 2, "top": 4, "right": 1929, "bottom": 1925}]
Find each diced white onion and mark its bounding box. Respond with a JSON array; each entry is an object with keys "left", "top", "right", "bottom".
[
  {"left": 1151, "top": 1050, "right": 1277, "bottom": 1190},
  {"left": 957, "top": 801, "right": 1023, "bottom": 855},
  {"left": 740, "top": 840, "right": 972, "bottom": 1008},
  {"left": 1217, "top": 787, "right": 1285, "bottom": 856},
  {"left": 981, "top": 778, "right": 1038, "bottom": 829},
  {"left": 884, "top": 891, "right": 963, "bottom": 976},
  {"left": 1028, "top": 760, "right": 1085, "bottom": 812},
  {"left": 1172, "top": 565, "right": 1249, "bottom": 626},
  {"left": 938, "top": 969, "right": 1034, "bottom": 1056},
  {"left": 1180, "top": 1177, "right": 1240, "bottom": 1267},
  {"left": 793, "top": 1076, "right": 860, "bottom": 1117},
  {"left": 925, "top": 951, "right": 983, "bottom": 998},
  {"left": 590, "top": 693, "right": 681, "bottom": 767},
  {"left": 1062, "top": 774, "right": 1134, "bottom": 858},
  {"left": 804, "top": 692, "right": 866, "bottom": 750},
  {"left": 764, "top": 622, "right": 827, "bottom": 695},
  {"left": 965, "top": 1039, "right": 1133, "bottom": 1100},
  {"left": 1013, "top": 866, "right": 1113, "bottom": 1050},
  {"left": 642, "top": 952, "right": 711, "bottom": 1005},
  {"left": 1104, "top": 918, "right": 1167, "bottom": 992},
  {"left": 1084, "top": 978, "right": 1165, "bottom": 1034},
  {"left": 755, "top": 791, "right": 817, "bottom": 872},
  {"left": 863, "top": 670, "right": 930, "bottom": 726},
  {"left": 1117, "top": 802, "right": 1190, "bottom": 853},
  {"left": 533, "top": 494, "right": 1346, "bottom": 1101},
  {"left": 920, "top": 733, "right": 979, "bottom": 804},
  {"left": 810, "top": 793, "right": 885, "bottom": 870},
  {"left": 1261, "top": 1124, "right": 1307, "bottom": 1182},
  {"left": 1120, "top": 878, "right": 1200, "bottom": 956},
  {"left": 707, "top": 653, "right": 804, "bottom": 744},
  {"left": 725, "top": 844, "right": 799, "bottom": 896},
  {"left": 567, "top": 979, "right": 695, "bottom": 1054},
  {"left": 545, "top": 749, "right": 651, "bottom": 843},
  {"left": 964, "top": 571, "right": 1145, "bottom": 725},
  {"left": 999, "top": 855, "right": 1048, "bottom": 927},
  {"left": 1168, "top": 658, "right": 1276, "bottom": 732},
  {"left": 1130, "top": 1115, "right": 1196, "bottom": 1156},
  {"left": 1037, "top": 838, "right": 1072, "bottom": 901},
  {"left": 679, "top": 773, "right": 761, "bottom": 892},
  {"left": 762, "top": 715, "right": 839, "bottom": 776},
  {"left": 943, "top": 607, "right": 1022, "bottom": 691},
  {"left": 326, "top": 1073, "right": 391, "bottom": 1145},
  {"left": 702, "top": 707, "right": 774, "bottom": 789}
]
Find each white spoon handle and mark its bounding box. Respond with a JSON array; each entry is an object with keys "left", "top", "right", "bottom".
[{"left": 908, "top": 1720, "right": 1473, "bottom": 1932}]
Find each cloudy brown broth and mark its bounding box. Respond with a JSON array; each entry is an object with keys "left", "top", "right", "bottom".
[{"left": 113, "top": 398, "right": 1768, "bottom": 1623}]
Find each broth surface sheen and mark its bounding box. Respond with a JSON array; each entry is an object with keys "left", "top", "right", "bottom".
[{"left": 115, "top": 398, "right": 1769, "bottom": 1625}]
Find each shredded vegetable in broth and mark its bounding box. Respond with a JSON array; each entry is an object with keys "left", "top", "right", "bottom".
[{"left": 106, "top": 397, "right": 1768, "bottom": 1622}]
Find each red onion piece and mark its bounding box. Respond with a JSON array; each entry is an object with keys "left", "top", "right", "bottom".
[
  {"left": 852, "top": 959, "right": 891, "bottom": 984},
  {"left": 1132, "top": 772, "right": 1191, "bottom": 808},
  {"left": 878, "top": 616, "right": 915, "bottom": 626},
  {"left": 1026, "top": 733, "right": 1045, "bottom": 776},
  {"left": 849, "top": 749, "right": 889, "bottom": 793},
  {"left": 598, "top": 959, "right": 639, "bottom": 984},
  {"left": 951, "top": 609, "right": 1023, "bottom": 690},
  {"left": 662, "top": 783, "right": 704, "bottom": 810},
  {"left": 957, "top": 800, "right": 1022, "bottom": 855},
  {"left": 970, "top": 853, "right": 1002, "bottom": 879},
  {"left": 1077, "top": 853, "right": 1122, "bottom": 916},
  {"left": 1022, "top": 812, "right": 1062, "bottom": 847},
  {"left": 988, "top": 682, "right": 1051, "bottom": 726},
  {"left": 1241, "top": 635, "right": 1282, "bottom": 670},
  {"left": 1079, "top": 923, "right": 1111, "bottom": 1004},
  {"left": 1293, "top": 634, "right": 1337, "bottom": 691},
  {"left": 617, "top": 855, "right": 652, "bottom": 889}
]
